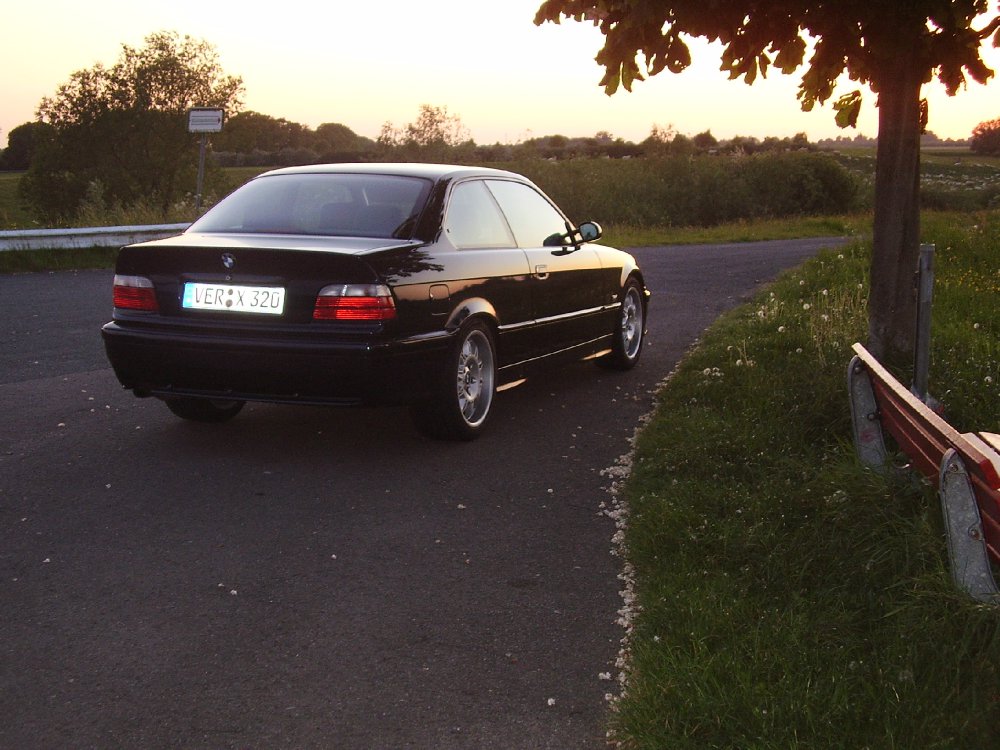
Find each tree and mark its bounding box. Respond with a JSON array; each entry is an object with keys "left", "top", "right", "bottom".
[
  {"left": 535, "top": 1, "right": 1000, "bottom": 365},
  {"left": 314, "top": 122, "right": 373, "bottom": 156},
  {"left": 0, "top": 122, "right": 53, "bottom": 171},
  {"left": 692, "top": 129, "right": 718, "bottom": 152},
  {"left": 970, "top": 117, "right": 1000, "bottom": 154},
  {"left": 378, "top": 105, "right": 472, "bottom": 160},
  {"left": 212, "top": 111, "right": 304, "bottom": 153},
  {"left": 21, "top": 31, "right": 243, "bottom": 220}
]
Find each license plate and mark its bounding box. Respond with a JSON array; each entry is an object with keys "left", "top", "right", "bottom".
[{"left": 182, "top": 283, "right": 285, "bottom": 315}]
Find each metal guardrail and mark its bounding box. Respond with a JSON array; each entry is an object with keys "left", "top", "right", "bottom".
[{"left": 0, "top": 223, "right": 189, "bottom": 252}]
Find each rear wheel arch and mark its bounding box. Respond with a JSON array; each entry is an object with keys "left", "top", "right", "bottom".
[{"left": 444, "top": 297, "right": 498, "bottom": 333}]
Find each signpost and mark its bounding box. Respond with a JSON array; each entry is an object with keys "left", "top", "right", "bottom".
[{"left": 187, "top": 108, "right": 225, "bottom": 212}]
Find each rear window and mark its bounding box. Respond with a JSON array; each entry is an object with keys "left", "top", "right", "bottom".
[{"left": 188, "top": 173, "right": 432, "bottom": 239}]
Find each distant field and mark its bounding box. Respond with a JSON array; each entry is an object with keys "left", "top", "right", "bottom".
[{"left": 2, "top": 151, "right": 999, "bottom": 231}]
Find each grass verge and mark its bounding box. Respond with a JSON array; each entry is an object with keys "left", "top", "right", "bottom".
[
  {"left": 603, "top": 214, "right": 867, "bottom": 249},
  {"left": 0, "top": 246, "right": 120, "bottom": 274},
  {"left": 609, "top": 210, "right": 1000, "bottom": 748}
]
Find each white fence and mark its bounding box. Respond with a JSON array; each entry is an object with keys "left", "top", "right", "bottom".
[{"left": 0, "top": 224, "right": 189, "bottom": 252}]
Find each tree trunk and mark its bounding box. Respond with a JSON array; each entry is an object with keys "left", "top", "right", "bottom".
[{"left": 867, "top": 53, "right": 924, "bottom": 368}]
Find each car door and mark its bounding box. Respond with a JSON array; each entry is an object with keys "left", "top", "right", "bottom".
[
  {"left": 440, "top": 179, "right": 535, "bottom": 366},
  {"left": 484, "top": 179, "right": 608, "bottom": 355}
]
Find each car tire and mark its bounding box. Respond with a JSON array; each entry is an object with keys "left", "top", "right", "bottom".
[
  {"left": 600, "top": 278, "right": 645, "bottom": 370},
  {"left": 412, "top": 319, "right": 496, "bottom": 441},
  {"left": 165, "top": 397, "right": 245, "bottom": 423}
]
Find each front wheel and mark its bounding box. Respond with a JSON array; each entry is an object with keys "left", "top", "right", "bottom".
[
  {"left": 165, "top": 397, "right": 244, "bottom": 423},
  {"left": 412, "top": 320, "right": 496, "bottom": 441},
  {"left": 601, "top": 279, "right": 645, "bottom": 370}
]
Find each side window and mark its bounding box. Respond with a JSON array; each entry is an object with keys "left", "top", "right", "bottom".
[
  {"left": 486, "top": 180, "right": 568, "bottom": 248},
  {"left": 444, "top": 180, "right": 515, "bottom": 249}
]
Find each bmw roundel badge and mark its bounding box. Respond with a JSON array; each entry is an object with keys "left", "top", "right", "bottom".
[{"left": 221, "top": 253, "right": 236, "bottom": 270}]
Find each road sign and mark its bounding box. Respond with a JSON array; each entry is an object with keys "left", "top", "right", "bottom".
[{"left": 188, "top": 108, "right": 225, "bottom": 133}]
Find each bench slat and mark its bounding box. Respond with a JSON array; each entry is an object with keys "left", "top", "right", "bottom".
[
  {"left": 852, "top": 344, "right": 1000, "bottom": 489},
  {"left": 851, "top": 343, "right": 1000, "bottom": 565}
]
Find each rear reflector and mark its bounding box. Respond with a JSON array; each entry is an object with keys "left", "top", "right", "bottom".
[
  {"left": 113, "top": 275, "right": 158, "bottom": 311},
  {"left": 313, "top": 284, "right": 396, "bottom": 321}
]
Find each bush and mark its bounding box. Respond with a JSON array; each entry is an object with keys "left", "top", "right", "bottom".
[
  {"left": 509, "top": 152, "right": 859, "bottom": 228},
  {"left": 970, "top": 118, "right": 1000, "bottom": 155}
]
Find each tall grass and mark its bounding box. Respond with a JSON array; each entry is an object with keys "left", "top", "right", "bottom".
[
  {"left": 0, "top": 166, "right": 266, "bottom": 230},
  {"left": 503, "top": 153, "right": 862, "bottom": 227},
  {"left": 0, "top": 172, "right": 34, "bottom": 228},
  {"left": 610, "top": 211, "right": 1000, "bottom": 748}
]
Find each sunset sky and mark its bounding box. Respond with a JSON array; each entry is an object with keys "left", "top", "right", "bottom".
[{"left": 3, "top": 0, "right": 999, "bottom": 150}]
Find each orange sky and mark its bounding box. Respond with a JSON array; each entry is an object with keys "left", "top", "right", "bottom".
[{"left": 3, "top": 0, "right": 999, "bottom": 149}]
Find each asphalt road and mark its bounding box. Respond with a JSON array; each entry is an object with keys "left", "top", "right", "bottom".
[{"left": 0, "top": 238, "right": 845, "bottom": 749}]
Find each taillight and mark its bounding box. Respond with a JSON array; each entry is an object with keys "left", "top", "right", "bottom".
[
  {"left": 113, "top": 275, "right": 158, "bottom": 312},
  {"left": 313, "top": 284, "right": 396, "bottom": 321}
]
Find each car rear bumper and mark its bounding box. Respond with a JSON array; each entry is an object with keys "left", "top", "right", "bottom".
[{"left": 101, "top": 322, "right": 449, "bottom": 406}]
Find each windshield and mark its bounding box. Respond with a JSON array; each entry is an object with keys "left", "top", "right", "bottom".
[{"left": 188, "top": 173, "right": 433, "bottom": 239}]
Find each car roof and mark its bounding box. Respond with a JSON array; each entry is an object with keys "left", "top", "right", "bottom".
[{"left": 257, "top": 162, "right": 525, "bottom": 183}]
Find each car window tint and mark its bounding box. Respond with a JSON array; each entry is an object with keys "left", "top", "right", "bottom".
[
  {"left": 444, "top": 180, "right": 515, "bottom": 249},
  {"left": 485, "top": 179, "right": 568, "bottom": 248},
  {"left": 188, "top": 174, "right": 431, "bottom": 238}
]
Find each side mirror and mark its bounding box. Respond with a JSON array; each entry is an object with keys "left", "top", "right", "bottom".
[
  {"left": 578, "top": 221, "right": 602, "bottom": 242},
  {"left": 542, "top": 221, "right": 603, "bottom": 247}
]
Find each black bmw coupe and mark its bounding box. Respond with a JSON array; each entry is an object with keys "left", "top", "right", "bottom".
[{"left": 102, "top": 163, "right": 649, "bottom": 439}]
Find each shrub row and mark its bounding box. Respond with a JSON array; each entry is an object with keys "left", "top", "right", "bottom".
[{"left": 505, "top": 152, "right": 861, "bottom": 227}]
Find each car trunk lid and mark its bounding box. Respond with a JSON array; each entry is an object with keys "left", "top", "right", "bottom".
[{"left": 114, "top": 232, "right": 422, "bottom": 326}]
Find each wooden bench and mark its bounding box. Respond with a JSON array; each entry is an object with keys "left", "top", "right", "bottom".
[{"left": 848, "top": 342, "right": 1000, "bottom": 602}]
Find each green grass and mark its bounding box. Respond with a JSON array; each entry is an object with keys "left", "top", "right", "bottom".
[
  {"left": 603, "top": 214, "right": 866, "bottom": 248},
  {"left": 0, "top": 172, "right": 35, "bottom": 228},
  {"left": 0, "top": 246, "right": 120, "bottom": 273},
  {"left": 610, "top": 209, "right": 1000, "bottom": 748}
]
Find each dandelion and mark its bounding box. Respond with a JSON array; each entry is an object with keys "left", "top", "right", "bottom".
[
  {"left": 986, "top": 376, "right": 994, "bottom": 385},
  {"left": 803, "top": 303, "right": 811, "bottom": 310},
  {"left": 778, "top": 326, "right": 786, "bottom": 333}
]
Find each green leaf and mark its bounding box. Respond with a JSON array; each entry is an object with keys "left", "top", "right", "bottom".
[{"left": 833, "top": 90, "right": 863, "bottom": 128}]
